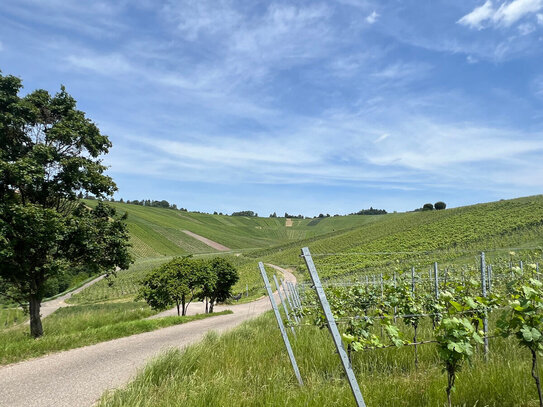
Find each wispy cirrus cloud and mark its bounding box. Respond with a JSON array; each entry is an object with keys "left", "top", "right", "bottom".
[{"left": 458, "top": 0, "right": 543, "bottom": 29}]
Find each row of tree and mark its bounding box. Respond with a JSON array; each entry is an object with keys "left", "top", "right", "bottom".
[
  {"left": 415, "top": 201, "right": 447, "bottom": 211},
  {"left": 139, "top": 257, "right": 239, "bottom": 316},
  {"left": 350, "top": 207, "right": 388, "bottom": 215}
]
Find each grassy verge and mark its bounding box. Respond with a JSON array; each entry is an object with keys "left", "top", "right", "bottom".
[
  {"left": 0, "top": 301, "right": 232, "bottom": 365},
  {"left": 0, "top": 308, "right": 27, "bottom": 329},
  {"left": 99, "top": 311, "right": 542, "bottom": 407}
]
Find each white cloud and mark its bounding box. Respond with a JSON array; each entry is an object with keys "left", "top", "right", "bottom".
[
  {"left": 374, "top": 133, "right": 389, "bottom": 143},
  {"left": 458, "top": 0, "right": 543, "bottom": 29},
  {"left": 466, "top": 55, "right": 479, "bottom": 63},
  {"left": 65, "top": 53, "right": 133, "bottom": 75},
  {"left": 372, "top": 62, "right": 431, "bottom": 80},
  {"left": 366, "top": 10, "right": 379, "bottom": 24},
  {"left": 493, "top": 0, "right": 543, "bottom": 26},
  {"left": 518, "top": 22, "right": 536, "bottom": 33},
  {"left": 537, "top": 12, "right": 543, "bottom": 22},
  {"left": 458, "top": 0, "right": 495, "bottom": 29}
]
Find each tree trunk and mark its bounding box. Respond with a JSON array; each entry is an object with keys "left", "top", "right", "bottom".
[
  {"left": 205, "top": 297, "right": 209, "bottom": 314},
  {"left": 181, "top": 295, "right": 186, "bottom": 316},
  {"left": 531, "top": 348, "right": 543, "bottom": 407},
  {"left": 29, "top": 295, "right": 43, "bottom": 338},
  {"left": 176, "top": 300, "right": 180, "bottom": 316},
  {"left": 209, "top": 299, "right": 214, "bottom": 313}
]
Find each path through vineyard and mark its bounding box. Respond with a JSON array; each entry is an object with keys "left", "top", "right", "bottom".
[{"left": 0, "top": 265, "right": 295, "bottom": 407}]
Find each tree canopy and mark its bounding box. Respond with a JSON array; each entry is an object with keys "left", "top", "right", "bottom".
[{"left": 0, "top": 72, "right": 132, "bottom": 337}]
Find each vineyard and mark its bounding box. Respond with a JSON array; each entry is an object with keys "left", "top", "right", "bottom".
[
  {"left": 268, "top": 247, "right": 543, "bottom": 406},
  {"left": 254, "top": 195, "right": 543, "bottom": 278},
  {"left": 85, "top": 200, "right": 377, "bottom": 259}
]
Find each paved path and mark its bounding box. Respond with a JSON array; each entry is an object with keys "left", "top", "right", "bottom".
[
  {"left": 39, "top": 275, "right": 106, "bottom": 319},
  {"left": 0, "top": 265, "right": 296, "bottom": 407},
  {"left": 182, "top": 230, "right": 231, "bottom": 251}
]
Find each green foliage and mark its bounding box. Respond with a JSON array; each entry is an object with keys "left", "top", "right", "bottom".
[
  {"left": 205, "top": 257, "right": 239, "bottom": 312},
  {"left": 0, "top": 72, "right": 132, "bottom": 337},
  {"left": 140, "top": 257, "right": 207, "bottom": 316},
  {"left": 422, "top": 203, "right": 434, "bottom": 211},
  {"left": 435, "top": 201, "right": 447, "bottom": 210},
  {"left": 498, "top": 278, "right": 543, "bottom": 406}
]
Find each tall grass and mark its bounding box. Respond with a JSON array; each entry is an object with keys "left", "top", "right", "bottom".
[
  {"left": 0, "top": 302, "right": 232, "bottom": 365},
  {"left": 0, "top": 308, "right": 27, "bottom": 329},
  {"left": 99, "top": 311, "right": 541, "bottom": 407}
]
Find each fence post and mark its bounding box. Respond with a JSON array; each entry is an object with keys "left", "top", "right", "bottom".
[
  {"left": 301, "top": 247, "right": 366, "bottom": 407},
  {"left": 274, "top": 275, "right": 295, "bottom": 336},
  {"left": 433, "top": 262, "right": 439, "bottom": 298},
  {"left": 393, "top": 272, "right": 397, "bottom": 323},
  {"left": 480, "top": 252, "right": 489, "bottom": 358},
  {"left": 258, "top": 262, "right": 303, "bottom": 386},
  {"left": 281, "top": 278, "right": 299, "bottom": 324},
  {"left": 487, "top": 265, "right": 492, "bottom": 293},
  {"left": 411, "top": 266, "right": 415, "bottom": 294}
]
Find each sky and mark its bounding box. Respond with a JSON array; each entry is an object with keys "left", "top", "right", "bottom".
[{"left": 1, "top": 0, "right": 543, "bottom": 216}]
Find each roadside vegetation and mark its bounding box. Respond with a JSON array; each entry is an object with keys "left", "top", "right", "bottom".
[
  {"left": 0, "top": 301, "right": 231, "bottom": 365},
  {"left": 98, "top": 312, "right": 540, "bottom": 407}
]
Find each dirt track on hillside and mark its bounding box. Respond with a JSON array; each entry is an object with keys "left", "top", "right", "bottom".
[
  {"left": 182, "top": 230, "right": 231, "bottom": 251},
  {"left": 0, "top": 265, "right": 296, "bottom": 407}
]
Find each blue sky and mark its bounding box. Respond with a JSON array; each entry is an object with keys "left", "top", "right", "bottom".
[{"left": 1, "top": 0, "right": 542, "bottom": 216}]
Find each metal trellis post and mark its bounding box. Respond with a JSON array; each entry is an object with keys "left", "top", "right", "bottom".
[
  {"left": 281, "top": 278, "right": 299, "bottom": 324},
  {"left": 480, "top": 252, "right": 489, "bottom": 358},
  {"left": 411, "top": 266, "right": 415, "bottom": 294},
  {"left": 274, "top": 274, "right": 296, "bottom": 336},
  {"left": 301, "top": 247, "right": 366, "bottom": 407},
  {"left": 258, "top": 262, "right": 303, "bottom": 386},
  {"left": 433, "top": 262, "right": 439, "bottom": 299}
]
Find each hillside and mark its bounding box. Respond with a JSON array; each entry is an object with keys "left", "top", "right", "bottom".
[
  {"left": 252, "top": 195, "right": 543, "bottom": 279},
  {"left": 72, "top": 195, "right": 543, "bottom": 304},
  {"left": 84, "top": 200, "right": 379, "bottom": 258}
]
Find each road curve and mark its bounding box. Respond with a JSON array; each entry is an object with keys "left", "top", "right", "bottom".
[
  {"left": 0, "top": 265, "right": 296, "bottom": 407},
  {"left": 39, "top": 274, "right": 106, "bottom": 320}
]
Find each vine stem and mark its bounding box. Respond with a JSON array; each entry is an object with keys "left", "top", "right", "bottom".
[{"left": 531, "top": 348, "right": 543, "bottom": 407}]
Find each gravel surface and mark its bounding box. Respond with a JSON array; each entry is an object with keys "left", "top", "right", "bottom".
[
  {"left": 39, "top": 275, "right": 106, "bottom": 319},
  {"left": 182, "top": 230, "right": 231, "bottom": 251},
  {"left": 0, "top": 265, "right": 296, "bottom": 407}
]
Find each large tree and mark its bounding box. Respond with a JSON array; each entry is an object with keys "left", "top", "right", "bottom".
[{"left": 0, "top": 72, "right": 132, "bottom": 337}]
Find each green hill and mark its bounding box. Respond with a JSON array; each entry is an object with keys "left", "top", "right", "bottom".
[
  {"left": 84, "top": 200, "right": 379, "bottom": 258},
  {"left": 252, "top": 195, "right": 543, "bottom": 279},
  {"left": 72, "top": 195, "right": 543, "bottom": 304}
]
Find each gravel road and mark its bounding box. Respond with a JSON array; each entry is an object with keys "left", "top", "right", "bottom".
[
  {"left": 0, "top": 265, "right": 296, "bottom": 407},
  {"left": 39, "top": 274, "right": 106, "bottom": 319}
]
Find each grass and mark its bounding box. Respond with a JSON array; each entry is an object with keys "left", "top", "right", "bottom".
[
  {"left": 98, "top": 311, "right": 542, "bottom": 407},
  {"left": 0, "top": 308, "right": 27, "bottom": 329},
  {"left": 0, "top": 301, "right": 232, "bottom": 365}
]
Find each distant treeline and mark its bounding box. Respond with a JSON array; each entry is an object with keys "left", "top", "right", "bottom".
[
  {"left": 350, "top": 207, "right": 388, "bottom": 215},
  {"left": 231, "top": 211, "right": 258, "bottom": 217},
  {"left": 83, "top": 193, "right": 393, "bottom": 218}
]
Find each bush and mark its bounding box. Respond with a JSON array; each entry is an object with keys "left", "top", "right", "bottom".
[
  {"left": 422, "top": 203, "right": 434, "bottom": 211},
  {"left": 435, "top": 201, "right": 447, "bottom": 210}
]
